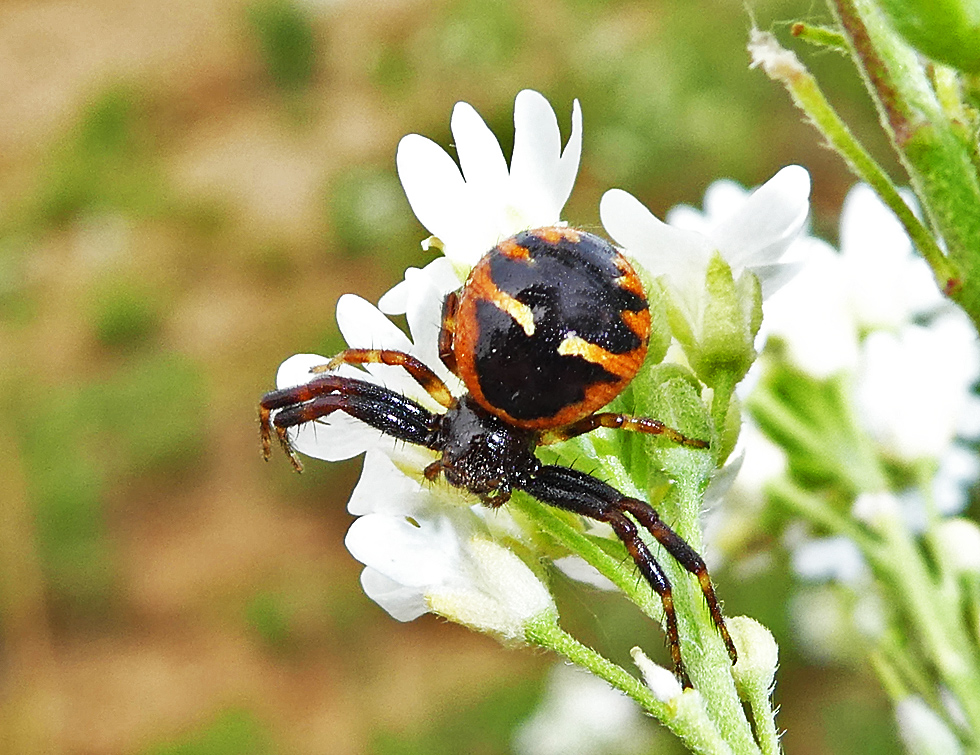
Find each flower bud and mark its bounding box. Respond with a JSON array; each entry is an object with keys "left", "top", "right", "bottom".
[
  {"left": 729, "top": 616, "right": 779, "bottom": 698},
  {"left": 677, "top": 252, "right": 762, "bottom": 390}
]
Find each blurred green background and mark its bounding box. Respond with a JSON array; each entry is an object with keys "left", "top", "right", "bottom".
[{"left": 0, "top": 0, "right": 906, "bottom": 753}]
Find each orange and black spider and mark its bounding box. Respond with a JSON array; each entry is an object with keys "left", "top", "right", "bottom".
[{"left": 259, "top": 225, "right": 736, "bottom": 687}]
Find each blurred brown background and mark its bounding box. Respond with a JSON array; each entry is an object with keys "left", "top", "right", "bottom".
[{"left": 0, "top": 0, "right": 906, "bottom": 753}]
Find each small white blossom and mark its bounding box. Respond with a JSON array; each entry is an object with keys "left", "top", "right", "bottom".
[
  {"left": 761, "top": 238, "right": 861, "bottom": 378},
  {"left": 514, "top": 665, "right": 654, "bottom": 755},
  {"left": 837, "top": 184, "right": 943, "bottom": 330},
  {"left": 895, "top": 696, "right": 964, "bottom": 755},
  {"left": 790, "top": 535, "right": 868, "bottom": 585},
  {"left": 855, "top": 313, "right": 980, "bottom": 462},
  {"left": 599, "top": 165, "right": 811, "bottom": 326},
  {"left": 396, "top": 89, "right": 582, "bottom": 270},
  {"left": 631, "top": 647, "right": 684, "bottom": 704},
  {"left": 852, "top": 490, "right": 904, "bottom": 525},
  {"left": 934, "top": 518, "right": 980, "bottom": 575},
  {"left": 758, "top": 183, "right": 949, "bottom": 379}
]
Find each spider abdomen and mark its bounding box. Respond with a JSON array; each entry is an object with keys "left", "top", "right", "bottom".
[{"left": 450, "top": 227, "right": 651, "bottom": 429}]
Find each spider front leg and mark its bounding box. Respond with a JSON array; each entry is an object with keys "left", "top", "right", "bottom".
[
  {"left": 314, "top": 348, "right": 454, "bottom": 409},
  {"left": 259, "top": 375, "right": 439, "bottom": 471},
  {"left": 520, "top": 464, "right": 735, "bottom": 687}
]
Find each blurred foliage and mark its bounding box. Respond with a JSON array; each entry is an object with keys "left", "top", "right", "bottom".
[
  {"left": 247, "top": 0, "right": 318, "bottom": 92},
  {"left": 328, "top": 166, "right": 418, "bottom": 259},
  {"left": 33, "top": 87, "right": 167, "bottom": 225},
  {"left": 141, "top": 709, "right": 275, "bottom": 755},
  {"left": 16, "top": 353, "right": 208, "bottom": 619},
  {"left": 370, "top": 678, "right": 542, "bottom": 755},
  {"left": 88, "top": 273, "right": 163, "bottom": 349}
]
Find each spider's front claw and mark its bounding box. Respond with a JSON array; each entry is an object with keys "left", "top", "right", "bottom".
[
  {"left": 258, "top": 405, "right": 305, "bottom": 472},
  {"left": 274, "top": 426, "right": 304, "bottom": 473},
  {"left": 259, "top": 407, "right": 274, "bottom": 461}
]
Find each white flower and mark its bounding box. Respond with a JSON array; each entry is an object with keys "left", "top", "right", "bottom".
[
  {"left": 790, "top": 535, "right": 868, "bottom": 585},
  {"left": 934, "top": 518, "right": 980, "bottom": 575},
  {"left": 757, "top": 183, "right": 948, "bottom": 379},
  {"left": 599, "top": 165, "right": 811, "bottom": 326},
  {"left": 760, "top": 238, "right": 861, "bottom": 378},
  {"left": 895, "top": 696, "right": 964, "bottom": 755},
  {"left": 274, "top": 288, "right": 456, "bottom": 462},
  {"left": 274, "top": 289, "right": 555, "bottom": 635},
  {"left": 855, "top": 312, "right": 980, "bottom": 461},
  {"left": 514, "top": 665, "right": 654, "bottom": 755},
  {"left": 396, "top": 89, "right": 582, "bottom": 270},
  {"left": 838, "top": 184, "right": 943, "bottom": 330},
  {"left": 347, "top": 494, "right": 555, "bottom": 638}
]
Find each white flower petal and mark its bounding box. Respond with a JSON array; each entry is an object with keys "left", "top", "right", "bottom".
[
  {"left": 274, "top": 353, "right": 384, "bottom": 461},
  {"left": 335, "top": 293, "right": 426, "bottom": 400},
  {"left": 275, "top": 352, "right": 330, "bottom": 389},
  {"left": 378, "top": 257, "right": 462, "bottom": 316},
  {"left": 345, "top": 512, "right": 463, "bottom": 588},
  {"left": 711, "top": 165, "right": 811, "bottom": 270},
  {"left": 600, "top": 188, "right": 712, "bottom": 297},
  {"left": 403, "top": 267, "right": 459, "bottom": 383},
  {"left": 347, "top": 447, "right": 433, "bottom": 516},
  {"left": 761, "top": 239, "right": 860, "bottom": 377},
  {"left": 791, "top": 536, "right": 867, "bottom": 584},
  {"left": 396, "top": 134, "right": 470, "bottom": 244},
  {"left": 452, "top": 101, "right": 509, "bottom": 190},
  {"left": 896, "top": 696, "right": 964, "bottom": 755},
  {"left": 396, "top": 90, "right": 582, "bottom": 270},
  {"left": 515, "top": 664, "right": 654, "bottom": 755},
  {"left": 838, "top": 184, "right": 943, "bottom": 328},
  {"left": 510, "top": 90, "right": 581, "bottom": 221},
  {"left": 359, "top": 567, "right": 428, "bottom": 621},
  {"left": 856, "top": 315, "right": 980, "bottom": 460}
]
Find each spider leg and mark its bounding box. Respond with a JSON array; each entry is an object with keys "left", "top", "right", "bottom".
[
  {"left": 539, "top": 412, "right": 708, "bottom": 449},
  {"left": 313, "top": 348, "right": 454, "bottom": 409},
  {"left": 520, "top": 464, "right": 735, "bottom": 687},
  {"left": 259, "top": 375, "right": 439, "bottom": 471}
]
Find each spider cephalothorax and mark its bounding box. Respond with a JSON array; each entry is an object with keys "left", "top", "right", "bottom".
[{"left": 259, "top": 225, "right": 736, "bottom": 687}]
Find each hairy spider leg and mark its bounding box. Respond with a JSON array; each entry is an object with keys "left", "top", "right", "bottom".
[
  {"left": 259, "top": 375, "right": 439, "bottom": 471},
  {"left": 520, "top": 464, "right": 735, "bottom": 687},
  {"left": 538, "top": 412, "right": 709, "bottom": 449},
  {"left": 616, "top": 497, "right": 738, "bottom": 664},
  {"left": 314, "top": 348, "right": 455, "bottom": 409}
]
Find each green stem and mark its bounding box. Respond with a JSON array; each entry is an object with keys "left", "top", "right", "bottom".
[
  {"left": 741, "top": 681, "right": 781, "bottom": 755},
  {"left": 829, "top": 0, "right": 980, "bottom": 325},
  {"left": 511, "top": 492, "right": 761, "bottom": 753},
  {"left": 747, "top": 388, "right": 887, "bottom": 495},
  {"left": 524, "top": 615, "right": 739, "bottom": 755},
  {"left": 748, "top": 29, "right": 960, "bottom": 300},
  {"left": 876, "top": 514, "right": 980, "bottom": 745},
  {"left": 766, "top": 477, "right": 881, "bottom": 554},
  {"left": 510, "top": 493, "right": 662, "bottom": 618}
]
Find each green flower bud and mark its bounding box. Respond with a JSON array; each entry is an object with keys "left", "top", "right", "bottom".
[{"left": 673, "top": 252, "right": 762, "bottom": 391}]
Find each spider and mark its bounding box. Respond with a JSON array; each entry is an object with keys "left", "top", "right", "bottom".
[{"left": 259, "top": 225, "right": 737, "bottom": 687}]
